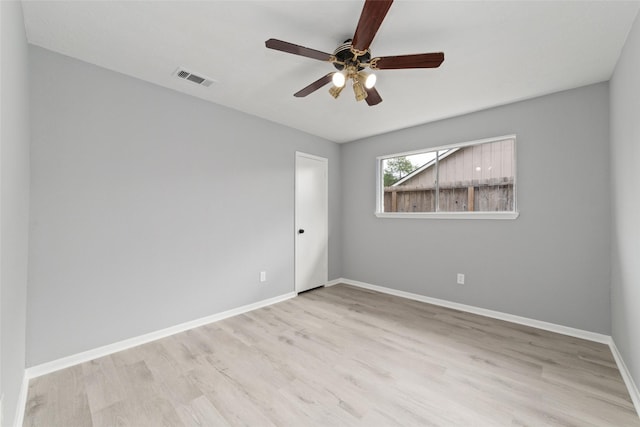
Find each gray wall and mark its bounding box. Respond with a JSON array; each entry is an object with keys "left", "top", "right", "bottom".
[
  {"left": 341, "top": 83, "right": 611, "bottom": 334},
  {"left": 611, "top": 11, "right": 640, "bottom": 394},
  {"left": 28, "top": 46, "right": 341, "bottom": 366},
  {"left": 1, "top": 1, "right": 31, "bottom": 425}
]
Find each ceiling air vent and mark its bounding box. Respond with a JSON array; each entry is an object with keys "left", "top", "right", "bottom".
[{"left": 174, "top": 67, "right": 215, "bottom": 87}]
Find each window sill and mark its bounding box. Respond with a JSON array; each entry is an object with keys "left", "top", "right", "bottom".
[{"left": 375, "top": 211, "right": 520, "bottom": 220}]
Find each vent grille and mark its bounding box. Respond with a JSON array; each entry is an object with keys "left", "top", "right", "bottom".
[{"left": 174, "top": 67, "right": 215, "bottom": 87}]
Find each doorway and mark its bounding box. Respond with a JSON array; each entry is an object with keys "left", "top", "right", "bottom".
[{"left": 294, "top": 152, "right": 328, "bottom": 293}]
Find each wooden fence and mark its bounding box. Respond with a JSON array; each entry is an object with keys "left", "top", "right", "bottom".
[{"left": 384, "top": 178, "right": 514, "bottom": 212}]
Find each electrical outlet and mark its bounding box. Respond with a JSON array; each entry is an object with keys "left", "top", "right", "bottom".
[
  {"left": 457, "top": 273, "right": 465, "bottom": 285},
  {"left": 260, "top": 271, "right": 267, "bottom": 282}
]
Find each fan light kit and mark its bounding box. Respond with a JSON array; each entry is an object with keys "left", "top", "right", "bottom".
[{"left": 265, "top": 0, "right": 444, "bottom": 106}]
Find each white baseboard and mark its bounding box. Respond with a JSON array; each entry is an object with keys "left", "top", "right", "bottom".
[
  {"left": 324, "top": 278, "right": 343, "bottom": 287},
  {"left": 334, "top": 278, "right": 610, "bottom": 344},
  {"left": 609, "top": 338, "right": 640, "bottom": 416},
  {"left": 26, "top": 292, "right": 296, "bottom": 380},
  {"left": 14, "top": 372, "right": 28, "bottom": 427}
]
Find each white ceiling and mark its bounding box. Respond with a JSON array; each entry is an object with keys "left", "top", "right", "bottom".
[{"left": 22, "top": 0, "right": 640, "bottom": 143}]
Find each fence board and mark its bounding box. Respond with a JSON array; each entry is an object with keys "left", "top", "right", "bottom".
[{"left": 384, "top": 184, "right": 513, "bottom": 212}]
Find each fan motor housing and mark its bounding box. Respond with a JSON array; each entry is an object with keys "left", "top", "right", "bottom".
[{"left": 333, "top": 39, "right": 371, "bottom": 71}]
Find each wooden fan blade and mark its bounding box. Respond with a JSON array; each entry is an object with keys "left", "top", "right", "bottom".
[
  {"left": 294, "top": 73, "right": 334, "bottom": 97},
  {"left": 372, "top": 52, "right": 444, "bottom": 69},
  {"left": 365, "top": 86, "right": 382, "bottom": 106},
  {"left": 265, "top": 39, "right": 333, "bottom": 62},
  {"left": 351, "top": 0, "right": 394, "bottom": 52}
]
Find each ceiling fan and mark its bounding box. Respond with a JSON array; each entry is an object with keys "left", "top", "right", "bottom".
[{"left": 265, "top": 0, "right": 444, "bottom": 106}]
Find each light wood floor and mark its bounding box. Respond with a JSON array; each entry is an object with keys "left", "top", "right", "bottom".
[{"left": 24, "top": 284, "right": 639, "bottom": 426}]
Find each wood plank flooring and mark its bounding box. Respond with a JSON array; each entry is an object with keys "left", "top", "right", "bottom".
[{"left": 23, "top": 284, "right": 640, "bottom": 426}]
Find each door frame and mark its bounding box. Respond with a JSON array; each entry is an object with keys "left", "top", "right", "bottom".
[{"left": 294, "top": 151, "right": 329, "bottom": 293}]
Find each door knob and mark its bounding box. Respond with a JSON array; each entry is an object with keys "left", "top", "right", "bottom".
[{"left": 298, "top": 229, "right": 305, "bottom": 234}]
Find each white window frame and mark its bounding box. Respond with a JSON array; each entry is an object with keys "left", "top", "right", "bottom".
[{"left": 375, "top": 135, "right": 519, "bottom": 220}]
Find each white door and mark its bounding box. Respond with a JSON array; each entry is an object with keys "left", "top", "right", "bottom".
[{"left": 295, "top": 152, "right": 328, "bottom": 293}]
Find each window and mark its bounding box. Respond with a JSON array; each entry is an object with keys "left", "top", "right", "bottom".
[{"left": 376, "top": 135, "right": 518, "bottom": 219}]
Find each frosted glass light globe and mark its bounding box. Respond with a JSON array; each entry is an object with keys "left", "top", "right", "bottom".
[
  {"left": 332, "top": 72, "right": 346, "bottom": 88},
  {"left": 365, "top": 73, "right": 377, "bottom": 89}
]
